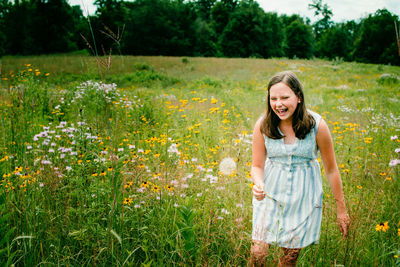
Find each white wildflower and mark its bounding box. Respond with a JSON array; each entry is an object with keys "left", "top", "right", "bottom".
[{"left": 219, "top": 157, "right": 237, "bottom": 175}]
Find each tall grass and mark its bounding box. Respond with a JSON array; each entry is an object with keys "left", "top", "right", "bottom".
[{"left": 0, "top": 55, "right": 399, "bottom": 266}]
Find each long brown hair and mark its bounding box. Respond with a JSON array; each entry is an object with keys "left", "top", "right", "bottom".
[{"left": 260, "top": 71, "right": 315, "bottom": 139}]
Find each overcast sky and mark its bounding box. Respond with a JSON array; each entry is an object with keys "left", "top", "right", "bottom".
[{"left": 70, "top": 0, "right": 399, "bottom": 23}]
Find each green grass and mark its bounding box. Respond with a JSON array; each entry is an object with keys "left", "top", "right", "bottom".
[{"left": 0, "top": 55, "right": 400, "bottom": 266}]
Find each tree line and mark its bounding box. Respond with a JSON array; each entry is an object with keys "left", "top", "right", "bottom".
[{"left": 0, "top": 0, "right": 399, "bottom": 65}]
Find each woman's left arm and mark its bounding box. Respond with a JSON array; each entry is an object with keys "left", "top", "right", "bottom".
[{"left": 317, "top": 119, "right": 350, "bottom": 238}]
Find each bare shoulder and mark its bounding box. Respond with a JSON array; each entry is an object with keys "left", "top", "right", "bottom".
[{"left": 253, "top": 115, "right": 265, "bottom": 134}]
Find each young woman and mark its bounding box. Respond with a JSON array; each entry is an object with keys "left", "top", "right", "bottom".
[{"left": 249, "top": 71, "right": 350, "bottom": 266}]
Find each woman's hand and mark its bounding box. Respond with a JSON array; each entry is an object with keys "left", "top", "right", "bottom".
[
  {"left": 337, "top": 212, "right": 350, "bottom": 238},
  {"left": 252, "top": 184, "right": 266, "bottom": 201}
]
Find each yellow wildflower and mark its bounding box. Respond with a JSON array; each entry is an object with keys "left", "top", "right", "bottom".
[{"left": 375, "top": 221, "right": 389, "bottom": 232}]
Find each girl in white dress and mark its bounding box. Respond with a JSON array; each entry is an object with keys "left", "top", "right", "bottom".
[{"left": 249, "top": 71, "right": 350, "bottom": 266}]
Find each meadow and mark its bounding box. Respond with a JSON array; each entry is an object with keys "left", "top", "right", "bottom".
[{"left": 0, "top": 54, "right": 400, "bottom": 266}]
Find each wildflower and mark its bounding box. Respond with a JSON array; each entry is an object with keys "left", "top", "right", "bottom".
[
  {"left": 107, "top": 167, "right": 113, "bottom": 172},
  {"left": 140, "top": 181, "right": 150, "bottom": 188},
  {"left": 221, "top": 208, "right": 230, "bottom": 215},
  {"left": 91, "top": 172, "right": 98, "bottom": 177},
  {"left": 235, "top": 217, "right": 243, "bottom": 223},
  {"left": 123, "top": 198, "right": 133, "bottom": 205},
  {"left": 398, "top": 228, "right": 400, "bottom": 236},
  {"left": 168, "top": 144, "right": 180, "bottom": 155},
  {"left": 14, "top": 166, "right": 23, "bottom": 173},
  {"left": 136, "top": 187, "right": 144, "bottom": 193},
  {"left": 375, "top": 221, "right": 389, "bottom": 232},
  {"left": 389, "top": 159, "right": 400, "bottom": 166},
  {"left": 391, "top": 135, "right": 398, "bottom": 140},
  {"left": 219, "top": 157, "right": 237, "bottom": 175},
  {"left": 356, "top": 185, "right": 362, "bottom": 189},
  {"left": 99, "top": 171, "right": 107, "bottom": 176},
  {"left": 166, "top": 185, "right": 174, "bottom": 192},
  {"left": 396, "top": 148, "right": 400, "bottom": 153},
  {"left": 134, "top": 204, "right": 140, "bottom": 208}
]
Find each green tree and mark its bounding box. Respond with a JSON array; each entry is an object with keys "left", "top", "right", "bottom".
[
  {"left": 210, "top": 1, "right": 232, "bottom": 36},
  {"left": 353, "top": 9, "right": 400, "bottom": 65},
  {"left": 317, "top": 21, "right": 359, "bottom": 61},
  {"left": 193, "top": 17, "right": 216, "bottom": 56},
  {"left": 0, "top": 0, "right": 11, "bottom": 56},
  {"left": 308, "top": 0, "right": 333, "bottom": 38},
  {"left": 122, "top": 0, "right": 196, "bottom": 56},
  {"left": 219, "top": 0, "right": 284, "bottom": 58},
  {"left": 90, "top": 0, "right": 127, "bottom": 55},
  {"left": 2, "top": 0, "right": 35, "bottom": 55},
  {"left": 2, "top": 0, "right": 81, "bottom": 55},
  {"left": 70, "top": 5, "right": 89, "bottom": 51},
  {"left": 30, "top": 0, "right": 78, "bottom": 54},
  {"left": 194, "top": 0, "right": 217, "bottom": 19},
  {"left": 285, "top": 19, "right": 315, "bottom": 59}
]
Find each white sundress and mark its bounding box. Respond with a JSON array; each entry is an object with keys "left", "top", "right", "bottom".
[{"left": 252, "top": 111, "right": 323, "bottom": 249}]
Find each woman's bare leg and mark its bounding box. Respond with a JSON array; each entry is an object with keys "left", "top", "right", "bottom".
[
  {"left": 278, "top": 247, "right": 301, "bottom": 267},
  {"left": 249, "top": 240, "right": 270, "bottom": 267}
]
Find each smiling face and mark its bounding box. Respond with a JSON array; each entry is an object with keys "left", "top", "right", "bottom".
[{"left": 269, "top": 82, "right": 300, "bottom": 122}]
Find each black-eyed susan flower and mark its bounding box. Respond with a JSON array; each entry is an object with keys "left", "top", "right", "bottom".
[
  {"left": 124, "top": 181, "right": 133, "bottom": 189},
  {"left": 375, "top": 221, "right": 389, "bottom": 232},
  {"left": 107, "top": 167, "right": 113, "bottom": 172},
  {"left": 140, "top": 181, "right": 150, "bottom": 188},
  {"left": 123, "top": 198, "right": 133, "bottom": 205},
  {"left": 166, "top": 185, "right": 174, "bottom": 192},
  {"left": 152, "top": 184, "right": 160, "bottom": 193},
  {"left": 99, "top": 170, "right": 107, "bottom": 176},
  {"left": 91, "top": 172, "right": 98, "bottom": 177}
]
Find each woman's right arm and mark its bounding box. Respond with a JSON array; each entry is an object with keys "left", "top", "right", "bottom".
[{"left": 251, "top": 117, "right": 266, "bottom": 201}]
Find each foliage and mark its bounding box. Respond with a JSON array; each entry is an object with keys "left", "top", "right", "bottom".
[
  {"left": 308, "top": 0, "right": 333, "bottom": 38},
  {"left": 122, "top": 0, "right": 196, "bottom": 56},
  {"left": 0, "top": 0, "right": 399, "bottom": 65},
  {"left": 353, "top": 9, "right": 400, "bottom": 65},
  {"left": 317, "top": 23, "right": 354, "bottom": 60},
  {"left": 2, "top": 0, "right": 81, "bottom": 55},
  {"left": 219, "top": 0, "right": 284, "bottom": 58},
  {"left": 285, "top": 19, "right": 315, "bottom": 59}
]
